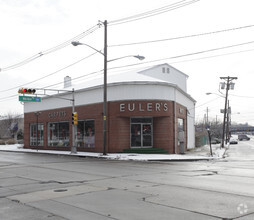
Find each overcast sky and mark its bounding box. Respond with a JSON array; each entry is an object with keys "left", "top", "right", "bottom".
[{"left": 1, "top": 0, "right": 254, "bottom": 125}]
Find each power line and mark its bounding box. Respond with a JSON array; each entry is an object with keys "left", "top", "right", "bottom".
[
  {"left": 167, "top": 47, "right": 254, "bottom": 65},
  {"left": 0, "top": 51, "right": 99, "bottom": 93},
  {"left": 0, "top": 94, "right": 18, "bottom": 102},
  {"left": 104, "top": 40, "right": 254, "bottom": 71},
  {"left": 192, "top": 97, "right": 221, "bottom": 110},
  {"left": 2, "top": 40, "right": 254, "bottom": 102},
  {"left": 230, "top": 94, "right": 254, "bottom": 98},
  {"left": 109, "top": 0, "right": 199, "bottom": 26},
  {"left": 2, "top": 39, "right": 254, "bottom": 99},
  {"left": 109, "top": 24, "right": 254, "bottom": 47},
  {"left": 27, "top": 39, "right": 250, "bottom": 88},
  {"left": 0, "top": 69, "right": 104, "bottom": 102},
  {"left": 0, "top": 0, "right": 197, "bottom": 73},
  {"left": 0, "top": 24, "right": 100, "bottom": 72},
  {"left": 43, "top": 69, "right": 104, "bottom": 89}
]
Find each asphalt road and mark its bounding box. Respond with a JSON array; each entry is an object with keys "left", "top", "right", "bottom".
[{"left": 0, "top": 140, "right": 254, "bottom": 220}]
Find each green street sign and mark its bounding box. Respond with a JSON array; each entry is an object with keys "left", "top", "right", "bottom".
[{"left": 19, "top": 96, "right": 41, "bottom": 102}]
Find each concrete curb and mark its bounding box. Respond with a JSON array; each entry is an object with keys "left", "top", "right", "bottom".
[{"left": 0, "top": 147, "right": 222, "bottom": 162}]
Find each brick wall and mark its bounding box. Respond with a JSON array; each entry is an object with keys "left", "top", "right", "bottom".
[{"left": 24, "top": 100, "right": 187, "bottom": 154}]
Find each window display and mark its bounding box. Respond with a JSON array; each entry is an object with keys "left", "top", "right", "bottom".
[
  {"left": 77, "top": 120, "right": 95, "bottom": 148},
  {"left": 48, "top": 122, "right": 69, "bottom": 147},
  {"left": 30, "top": 123, "right": 44, "bottom": 146}
]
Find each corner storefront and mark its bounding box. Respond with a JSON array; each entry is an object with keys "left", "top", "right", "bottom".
[{"left": 23, "top": 64, "right": 196, "bottom": 154}]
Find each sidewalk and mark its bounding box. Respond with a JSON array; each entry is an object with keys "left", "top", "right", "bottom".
[{"left": 0, "top": 144, "right": 227, "bottom": 162}]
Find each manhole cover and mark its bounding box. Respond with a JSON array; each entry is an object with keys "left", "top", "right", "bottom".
[{"left": 54, "top": 189, "right": 68, "bottom": 192}]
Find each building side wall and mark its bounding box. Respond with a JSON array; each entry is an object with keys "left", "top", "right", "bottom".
[{"left": 175, "top": 90, "right": 195, "bottom": 149}]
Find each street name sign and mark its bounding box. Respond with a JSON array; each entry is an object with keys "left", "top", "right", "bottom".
[{"left": 19, "top": 96, "right": 41, "bottom": 102}]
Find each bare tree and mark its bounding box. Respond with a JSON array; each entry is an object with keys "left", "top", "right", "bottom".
[{"left": 0, "top": 112, "right": 24, "bottom": 140}]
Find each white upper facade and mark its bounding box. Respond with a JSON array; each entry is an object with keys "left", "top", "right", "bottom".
[{"left": 24, "top": 63, "right": 194, "bottom": 113}]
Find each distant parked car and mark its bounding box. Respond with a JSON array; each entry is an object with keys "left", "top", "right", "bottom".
[
  {"left": 211, "top": 138, "right": 221, "bottom": 144},
  {"left": 229, "top": 137, "right": 238, "bottom": 144},
  {"left": 238, "top": 134, "right": 250, "bottom": 141}
]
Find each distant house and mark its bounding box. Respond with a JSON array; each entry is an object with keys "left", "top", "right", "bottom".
[{"left": 23, "top": 63, "right": 196, "bottom": 154}]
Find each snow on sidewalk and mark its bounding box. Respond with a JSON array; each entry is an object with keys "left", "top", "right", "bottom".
[{"left": 0, "top": 144, "right": 226, "bottom": 161}]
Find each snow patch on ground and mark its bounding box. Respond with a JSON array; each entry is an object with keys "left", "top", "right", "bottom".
[{"left": 0, "top": 144, "right": 226, "bottom": 161}]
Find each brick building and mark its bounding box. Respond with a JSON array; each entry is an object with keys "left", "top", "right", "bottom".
[{"left": 23, "top": 64, "right": 196, "bottom": 154}]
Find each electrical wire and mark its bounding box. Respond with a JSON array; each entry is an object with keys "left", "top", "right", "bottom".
[
  {"left": 0, "top": 51, "right": 99, "bottom": 93},
  {"left": 42, "top": 69, "right": 104, "bottom": 89},
  {"left": 0, "top": 1, "right": 199, "bottom": 72},
  {"left": 2, "top": 40, "right": 254, "bottom": 102},
  {"left": 230, "top": 94, "right": 254, "bottom": 98},
  {"left": 36, "top": 40, "right": 254, "bottom": 88},
  {"left": 0, "top": 24, "right": 100, "bottom": 72},
  {"left": 0, "top": 94, "right": 18, "bottom": 102},
  {"left": 191, "top": 97, "right": 221, "bottom": 110},
  {"left": 109, "top": 24, "right": 254, "bottom": 47},
  {"left": 104, "top": 40, "right": 254, "bottom": 72},
  {"left": 109, "top": 0, "right": 199, "bottom": 26},
  {"left": 167, "top": 47, "right": 254, "bottom": 65}
]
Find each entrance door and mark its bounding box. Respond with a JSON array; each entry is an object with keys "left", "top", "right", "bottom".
[{"left": 131, "top": 118, "right": 152, "bottom": 147}]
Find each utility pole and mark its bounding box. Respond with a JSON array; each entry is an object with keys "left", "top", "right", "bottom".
[
  {"left": 220, "top": 76, "right": 237, "bottom": 148},
  {"left": 226, "top": 100, "right": 230, "bottom": 144},
  {"left": 71, "top": 20, "right": 144, "bottom": 155},
  {"left": 103, "top": 20, "right": 108, "bottom": 155}
]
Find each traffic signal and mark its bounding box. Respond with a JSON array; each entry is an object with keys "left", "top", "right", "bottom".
[
  {"left": 72, "top": 112, "right": 78, "bottom": 125},
  {"left": 18, "top": 88, "right": 36, "bottom": 94}
]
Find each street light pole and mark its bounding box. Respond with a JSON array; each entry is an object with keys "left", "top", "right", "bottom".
[
  {"left": 103, "top": 20, "right": 108, "bottom": 155},
  {"left": 71, "top": 20, "right": 144, "bottom": 155}
]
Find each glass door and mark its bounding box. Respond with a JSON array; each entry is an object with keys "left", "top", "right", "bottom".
[
  {"left": 131, "top": 118, "right": 152, "bottom": 148},
  {"left": 142, "top": 124, "right": 152, "bottom": 146},
  {"left": 131, "top": 124, "right": 141, "bottom": 147}
]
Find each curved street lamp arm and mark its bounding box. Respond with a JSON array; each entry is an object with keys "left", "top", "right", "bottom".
[{"left": 71, "top": 41, "right": 104, "bottom": 56}]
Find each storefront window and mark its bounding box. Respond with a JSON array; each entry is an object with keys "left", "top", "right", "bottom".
[
  {"left": 131, "top": 118, "right": 152, "bottom": 147},
  {"left": 30, "top": 123, "right": 44, "bottom": 146},
  {"left": 77, "top": 120, "right": 95, "bottom": 148},
  {"left": 48, "top": 122, "right": 69, "bottom": 147}
]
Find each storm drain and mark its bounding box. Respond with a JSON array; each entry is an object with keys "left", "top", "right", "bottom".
[{"left": 54, "top": 189, "right": 68, "bottom": 192}]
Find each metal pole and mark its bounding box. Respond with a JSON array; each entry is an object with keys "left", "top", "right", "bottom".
[
  {"left": 71, "top": 88, "right": 77, "bottom": 153},
  {"left": 103, "top": 20, "right": 108, "bottom": 155},
  {"left": 221, "top": 77, "right": 229, "bottom": 148},
  {"left": 174, "top": 89, "right": 177, "bottom": 154},
  {"left": 34, "top": 112, "right": 41, "bottom": 146},
  {"left": 207, "top": 129, "right": 213, "bottom": 156},
  {"left": 226, "top": 100, "right": 230, "bottom": 144},
  {"left": 36, "top": 113, "right": 38, "bottom": 146}
]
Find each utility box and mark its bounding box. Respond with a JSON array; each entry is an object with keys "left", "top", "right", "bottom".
[{"left": 178, "top": 131, "right": 185, "bottom": 154}]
